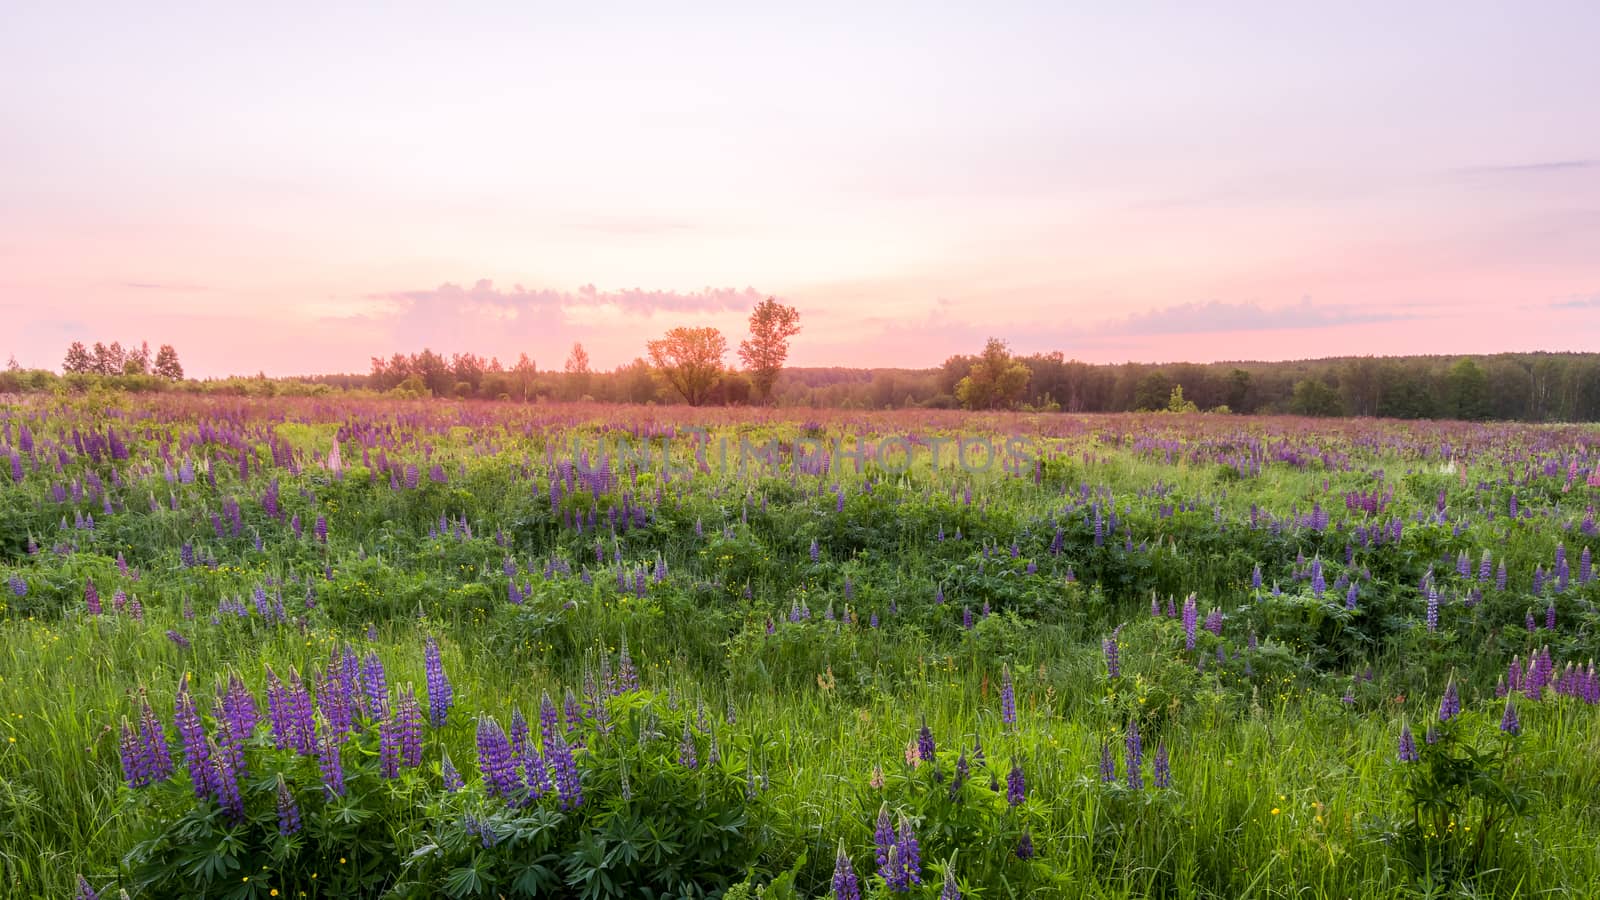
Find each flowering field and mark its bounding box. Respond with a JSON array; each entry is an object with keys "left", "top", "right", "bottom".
[{"left": 3, "top": 395, "right": 1599, "bottom": 899}]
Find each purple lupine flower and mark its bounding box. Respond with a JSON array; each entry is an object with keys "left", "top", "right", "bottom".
[
  {"left": 896, "top": 814, "right": 922, "bottom": 887},
  {"left": 550, "top": 730, "right": 582, "bottom": 809},
  {"left": 362, "top": 651, "right": 389, "bottom": 720},
  {"left": 6, "top": 574, "right": 24, "bottom": 598},
  {"left": 1153, "top": 741, "right": 1170, "bottom": 788},
  {"left": 1016, "top": 829, "right": 1035, "bottom": 860},
  {"left": 210, "top": 738, "right": 245, "bottom": 822},
  {"left": 1204, "top": 607, "right": 1223, "bottom": 636},
  {"left": 810, "top": 539, "right": 820, "bottom": 563},
  {"left": 1439, "top": 678, "right": 1460, "bottom": 723},
  {"left": 939, "top": 864, "right": 961, "bottom": 900},
  {"left": 424, "top": 638, "right": 453, "bottom": 728},
  {"left": 1546, "top": 603, "right": 1556, "bottom": 631},
  {"left": 265, "top": 667, "right": 293, "bottom": 750},
  {"left": 1000, "top": 666, "right": 1017, "bottom": 731},
  {"left": 476, "top": 716, "right": 520, "bottom": 800},
  {"left": 1099, "top": 740, "right": 1116, "bottom": 782},
  {"left": 276, "top": 776, "right": 302, "bottom": 836},
  {"left": 961, "top": 605, "right": 973, "bottom": 630},
  {"left": 85, "top": 578, "right": 101, "bottom": 616},
  {"left": 397, "top": 687, "right": 423, "bottom": 769},
  {"left": 1125, "top": 719, "right": 1143, "bottom": 789},
  {"left": 1398, "top": 723, "right": 1418, "bottom": 762},
  {"left": 118, "top": 718, "right": 148, "bottom": 788},
  {"left": 1103, "top": 634, "right": 1121, "bottom": 678},
  {"left": 1425, "top": 587, "right": 1439, "bottom": 632},
  {"left": 173, "top": 680, "right": 213, "bottom": 799},
  {"left": 1310, "top": 558, "right": 1325, "bottom": 596},
  {"left": 1182, "top": 594, "right": 1198, "bottom": 650},
  {"left": 873, "top": 804, "right": 895, "bottom": 875},
  {"left": 1500, "top": 698, "right": 1520, "bottom": 735},
  {"left": 678, "top": 722, "right": 698, "bottom": 769},
  {"left": 832, "top": 840, "right": 862, "bottom": 900},
  {"left": 1345, "top": 582, "right": 1359, "bottom": 610},
  {"left": 286, "top": 668, "right": 317, "bottom": 755},
  {"left": 441, "top": 750, "right": 464, "bottom": 792},
  {"left": 314, "top": 514, "right": 328, "bottom": 544},
  {"left": 74, "top": 875, "right": 100, "bottom": 900},
  {"left": 917, "top": 718, "right": 936, "bottom": 766},
  {"left": 318, "top": 729, "right": 346, "bottom": 799},
  {"left": 379, "top": 708, "right": 403, "bottom": 779},
  {"left": 1006, "top": 759, "right": 1026, "bottom": 806},
  {"left": 1251, "top": 564, "right": 1262, "bottom": 590}
]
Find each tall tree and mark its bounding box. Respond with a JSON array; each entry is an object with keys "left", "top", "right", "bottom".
[
  {"left": 63, "top": 341, "right": 93, "bottom": 373},
  {"left": 511, "top": 353, "right": 537, "bottom": 401},
  {"left": 737, "top": 298, "right": 802, "bottom": 404},
  {"left": 153, "top": 345, "right": 184, "bottom": 380},
  {"left": 1442, "top": 358, "right": 1491, "bottom": 420},
  {"left": 565, "top": 343, "right": 592, "bottom": 399},
  {"left": 955, "top": 337, "right": 1031, "bottom": 410},
  {"left": 648, "top": 326, "right": 727, "bottom": 406}
]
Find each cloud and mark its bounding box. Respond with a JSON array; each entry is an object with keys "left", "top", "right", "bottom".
[
  {"left": 1455, "top": 160, "right": 1597, "bottom": 177},
  {"left": 122, "top": 281, "right": 208, "bottom": 291},
  {"left": 378, "top": 280, "right": 765, "bottom": 316},
  {"left": 1089, "top": 299, "right": 1415, "bottom": 337},
  {"left": 1551, "top": 294, "right": 1600, "bottom": 310}
]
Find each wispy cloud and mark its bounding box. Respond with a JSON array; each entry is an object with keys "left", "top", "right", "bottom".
[
  {"left": 1551, "top": 293, "right": 1600, "bottom": 310},
  {"left": 1455, "top": 159, "right": 1597, "bottom": 177},
  {"left": 122, "top": 281, "right": 208, "bottom": 291},
  {"left": 1090, "top": 299, "right": 1417, "bottom": 337},
  {"left": 378, "top": 280, "right": 766, "bottom": 316}
]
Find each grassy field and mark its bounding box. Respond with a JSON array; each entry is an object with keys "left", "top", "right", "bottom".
[{"left": 2, "top": 393, "right": 1598, "bottom": 899}]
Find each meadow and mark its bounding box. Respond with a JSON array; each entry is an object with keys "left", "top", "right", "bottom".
[{"left": 2, "top": 392, "right": 1598, "bottom": 899}]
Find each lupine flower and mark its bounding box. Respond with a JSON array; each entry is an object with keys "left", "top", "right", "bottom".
[
  {"left": 424, "top": 638, "right": 452, "bottom": 728},
  {"left": 1099, "top": 740, "right": 1116, "bottom": 782},
  {"left": 895, "top": 814, "right": 922, "bottom": 887},
  {"left": 1182, "top": 594, "right": 1197, "bottom": 650},
  {"left": 1500, "top": 698, "right": 1521, "bottom": 735},
  {"left": 550, "top": 729, "right": 582, "bottom": 809},
  {"left": 476, "top": 716, "right": 520, "bottom": 800},
  {"left": 173, "top": 680, "right": 213, "bottom": 799},
  {"left": 210, "top": 738, "right": 245, "bottom": 822},
  {"left": 1125, "top": 719, "right": 1143, "bottom": 789},
  {"left": 1153, "top": 741, "right": 1170, "bottom": 788},
  {"left": 1016, "top": 830, "right": 1036, "bottom": 861},
  {"left": 85, "top": 578, "right": 101, "bottom": 615},
  {"left": 396, "top": 687, "right": 423, "bottom": 768},
  {"left": 276, "top": 776, "right": 302, "bottom": 836},
  {"left": 1439, "top": 677, "right": 1460, "bottom": 723},
  {"left": 441, "top": 750, "right": 463, "bottom": 792},
  {"left": 1006, "top": 759, "right": 1026, "bottom": 806},
  {"left": 939, "top": 862, "right": 961, "bottom": 900},
  {"left": 679, "top": 722, "right": 698, "bottom": 769},
  {"left": 318, "top": 729, "right": 346, "bottom": 799},
  {"left": 1425, "top": 587, "right": 1439, "bottom": 632},
  {"left": 917, "top": 718, "right": 936, "bottom": 766},
  {"left": 1103, "top": 634, "right": 1121, "bottom": 678},
  {"left": 362, "top": 652, "right": 389, "bottom": 719},
  {"left": 1000, "top": 666, "right": 1017, "bottom": 731},
  {"left": 832, "top": 840, "right": 862, "bottom": 900},
  {"left": 1398, "top": 723, "right": 1418, "bottom": 762},
  {"left": 74, "top": 876, "right": 99, "bottom": 900},
  {"left": 874, "top": 804, "right": 895, "bottom": 875}
]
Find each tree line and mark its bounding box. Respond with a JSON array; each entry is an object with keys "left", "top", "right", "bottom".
[{"left": 60, "top": 341, "right": 184, "bottom": 379}]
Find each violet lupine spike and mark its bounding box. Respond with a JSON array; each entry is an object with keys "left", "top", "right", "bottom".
[
  {"left": 939, "top": 862, "right": 962, "bottom": 900},
  {"left": 832, "top": 839, "right": 862, "bottom": 900},
  {"left": 397, "top": 686, "right": 424, "bottom": 769},
  {"left": 276, "top": 776, "right": 302, "bottom": 836},
  {"left": 286, "top": 668, "right": 317, "bottom": 756},
  {"left": 361, "top": 651, "right": 389, "bottom": 720},
  {"left": 1182, "top": 594, "right": 1198, "bottom": 650},
  {"left": 1126, "top": 719, "right": 1143, "bottom": 789},
  {"left": 550, "top": 730, "right": 582, "bottom": 809},
  {"left": 318, "top": 728, "right": 346, "bottom": 799},
  {"left": 265, "top": 667, "right": 292, "bottom": 751},
  {"left": 1439, "top": 678, "right": 1460, "bottom": 723},
  {"left": 210, "top": 738, "right": 245, "bottom": 823},
  {"left": 917, "top": 718, "right": 936, "bottom": 765},
  {"left": 173, "top": 681, "right": 213, "bottom": 800},
  {"left": 118, "top": 718, "right": 148, "bottom": 788},
  {"left": 1006, "top": 759, "right": 1026, "bottom": 806},
  {"left": 895, "top": 813, "right": 922, "bottom": 887},
  {"left": 1500, "top": 698, "right": 1521, "bottom": 735},
  {"left": 1398, "top": 722, "right": 1419, "bottom": 762},
  {"left": 74, "top": 875, "right": 100, "bottom": 900},
  {"left": 424, "top": 638, "right": 452, "bottom": 729},
  {"left": 1153, "top": 741, "right": 1171, "bottom": 788},
  {"left": 678, "top": 722, "right": 698, "bottom": 769},
  {"left": 378, "top": 708, "right": 403, "bottom": 778},
  {"left": 1099, "top": 740, "right": 1116, "bottom": 783},
  {"left": 475, "top": 716, "right": 520, "bottom": 801},
  {"left": 441, "top": 750, "right": 464, "bottom": 793}
]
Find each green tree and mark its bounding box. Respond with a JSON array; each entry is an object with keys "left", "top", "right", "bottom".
[
  {"left": 1442, "top": 358, "right": 1491, "bottom": 420},
  {"left": 1290, "top": 378, "right": 1346, "bottom": 417},
  {"left": 954, "top": 338, "right": 1031, "bottom": 410},
  {"left": 1226, "top": 368, "right": 1252, "bottom": 412},
  {"left": 564, "top": 343, "right": 592, "bottom": 399},
  {"left": 1166, "top": 385, "right": 1199, "bottom": 413},
  {"left": 1132, "top": 371, "right": 1173, "bottom": 411},
  {"left": 737, "top": 298, "right": 801, "bottom": 404},
  {"left": 648, "top": 326, "right": 727, "bottom": 406},
  {"left": 63, "top": 341, "right": 93, "bottom": 374}
]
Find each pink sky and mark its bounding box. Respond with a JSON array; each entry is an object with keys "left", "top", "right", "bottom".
[{"left": 2, "top": 4, "right": 1598, "bottom": 378}]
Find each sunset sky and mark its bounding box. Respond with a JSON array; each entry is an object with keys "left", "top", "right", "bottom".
[{"left": 3, "top": 3, "right": 1598, "bottom": 378}]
